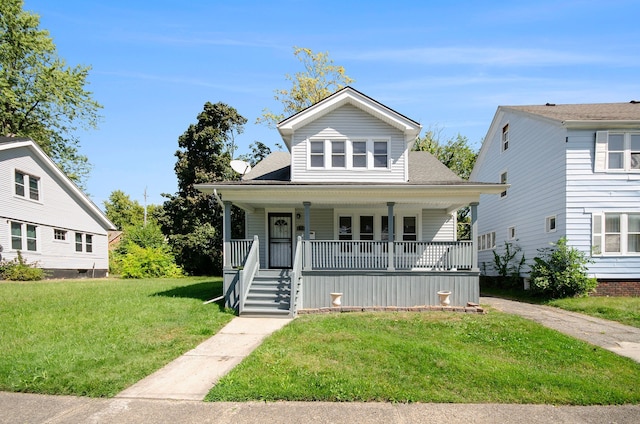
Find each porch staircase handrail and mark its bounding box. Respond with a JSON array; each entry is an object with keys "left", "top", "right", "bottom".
[
  {"left": 230, "top": 239, "right": 254, "bottom": 268},
  {"left": 238, "top": 235, "right": 260, "bottom": 315},
  {"left": 290, "top": 236, "right": 303, "bottom": 315}
]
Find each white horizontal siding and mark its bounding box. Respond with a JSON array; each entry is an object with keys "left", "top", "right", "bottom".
[
  {"left": 474, "top": 111, "right": 567, "bottom": 276},
  {"left": 1, "top": 147, "right": 110, "bottom": 272},
  {"left": 290, "top": 104, "right": 407, "bottom": 183},
  {"left": 422, "top": 210, "right": 455, "bottom": 241},
  {"left": 566, "top": 129, "right": 640, "bottom": 279}
]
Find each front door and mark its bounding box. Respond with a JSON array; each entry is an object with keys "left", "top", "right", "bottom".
[{"left": 268, "top": 213, "right": 292, "bottom": 268}]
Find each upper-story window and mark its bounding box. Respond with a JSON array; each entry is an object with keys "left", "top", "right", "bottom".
[
  {"left": 595, "top": 131, "right": 640, "bottom": 172},
  {"left": 502, "top": 124, "right": 509, "bottom": 151},
  {"left": 308, "top": 139, "right": 390, "bottom": 169},
  {"left": 15, "top": 170, "right": 40, "bottom": 201},
  {"left": 500, "top": 171, "right": 508, "bottom": 197}
]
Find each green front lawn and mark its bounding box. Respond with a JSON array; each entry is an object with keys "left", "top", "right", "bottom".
[
  {"left": 206, "top": 312, "right": 640, "bottom": 405},
  {"left": 0, "top": 277, "right": 233, "bottom": 397},
  {"left": 547, "top": 297, "right": 640, "bottom": 328}
]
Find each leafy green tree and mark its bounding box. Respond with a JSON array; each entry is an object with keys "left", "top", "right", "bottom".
[
  {"left": 0, "top": 0, "right": 102, "bottom": 186},
  {"left": 158, "top": 102, "right": 247, "bottom": 275},
  {"left": 257, "top": 47, "right": 354, "bottom": 128},
  {"left": 239, "top": 141, "right": 271, "bottom": 167},
  {"left": 104, "top": 190, "right": 161, "bottom": 230},
  {"left": 413, "top": 127, "right": 479, "bottom": 239}
]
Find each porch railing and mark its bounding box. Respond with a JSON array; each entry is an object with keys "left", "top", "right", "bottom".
[
  {"left": 228, "top": 239, "right": 474, "bottom": 272},
  {"left": 237, "top": 235, "right": 259, "bottom": 315},
  {"left": 307, "top": 240, "right": 473, "bottom": 271},
  {"left": 230, "top": 239, "right": 254, "bottom": 268},
  {"left": 290, "top": 236, "right": 304, "bottom": 315}
]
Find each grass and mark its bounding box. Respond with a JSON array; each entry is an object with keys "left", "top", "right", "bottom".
[
  {"left": 206, "top": 312, "right": 640, "bottom": 405},
  {"left": 482, "top": 287, "right": 640, "bottom": 328},
  {"left": 0, "top": 277, "right": 233, "bottom": 397},
  {"left": 547, "top": 297, "right": 640, "bottom": 328}
]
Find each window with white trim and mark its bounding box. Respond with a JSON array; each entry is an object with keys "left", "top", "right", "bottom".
[
  {"left": 360, "top": 216, "right": 374, "bottom": 240},
  {"left": 502, "top": 124, "right": 509, "bottom": 151},
  {"left": 310, "top": 141, "right": 324, "bottom": 168},
  {"left": 508, "top": 226, "right": 516, "bottom": 240},
  {"left": 338, "top": 216, "right": 352, "bottom": 241},
  {"left": 478, "top": 232, "right": 496, "bottom": 251},
  {"left": 500, "top": 172, "right": 508, "bottom": 197},
  {"left": 595, "top": 131, "right": 640, "bottom": 172},
  {"left": 10, "top": 222, "right": 37, "bottom": 251},
  {"left": 546, "top": 215, "right": 557, "bottom": 233},
  {"left": 15, "top": 170, "right": 40, "bottom": 201},
  {"left": 54, "top": 229, "right": 67, "bottom": 241},
  {"left": 592, "top": 212, "right": 640, "bottom": 255},
  {"left": 308, "top": 138, "right": 390, "bottom": 169}
]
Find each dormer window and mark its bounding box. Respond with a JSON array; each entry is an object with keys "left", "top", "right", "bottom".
[{"left": 307, "top": 138, "right": 390, "bottom": 170}]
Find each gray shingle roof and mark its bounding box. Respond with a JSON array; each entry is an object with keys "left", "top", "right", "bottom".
[
  {"left": 240, "top": 150, "right": 462, "bottom": 184},
  {"left": 503, "top": 102, "right": 640, "bottom": 122}
]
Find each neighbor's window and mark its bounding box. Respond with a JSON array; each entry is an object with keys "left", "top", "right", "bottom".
[
  {"left": 500, "top": 172, "right": 508, "bottom": 197},
  {"left": 508, "top": 226, "right": 516, "bottom": 240},
  {"left": 10, "top": 222, "right": 37, "bottom": 251},
  {"left": 14, "top": 170, "right": 40, "bottom": 200},
  {"left": 502, "top": 124, "right": 509, "bottom": 151},
  {"left": 75, "top": 233, "right": 83, "bottom": 252},
  {"left": 54, "top": 229, "right": 67, "bottom": 241},
  {"left": 478, "top": 232, "right": 496, "bottom": 251},
  {"left": 593, "top": 213, "right": 640, "bottom": 255},
  {"left": 597, "top": 131, "right": 640, "bottom": 172},
  {"left": 86, "top": 235, "right": 93, "bottom": 253},
  {"left": 546, "top": 216, "right": 557, "bottom": 233},
  {"left": 310, "top": 141, "right": 325, "bottom": 168}
]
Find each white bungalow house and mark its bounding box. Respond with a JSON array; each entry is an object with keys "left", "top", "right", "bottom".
[
  {"left": 197, "top": 87, "right": 506, "bottom": 316},
  {"left": 470, "top": 102, "right": 640, "bottom": 296},
  {"left": 0, "top": 137, "right": 115, "bottom": 278}
]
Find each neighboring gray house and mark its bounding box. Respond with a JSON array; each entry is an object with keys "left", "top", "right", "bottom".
[
  {"left": 0, "top": 137, "right": 116, "bottom": 278},
  {"left": 197, "top": 87, "right": 505, "bottom": 316},
  {"left": 470, "top": 102, "right": 640, "bottom": 295}
]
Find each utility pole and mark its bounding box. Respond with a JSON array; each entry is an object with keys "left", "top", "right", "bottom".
[{"left": 143, "top": 187, "right": 148, "bottom": 227}]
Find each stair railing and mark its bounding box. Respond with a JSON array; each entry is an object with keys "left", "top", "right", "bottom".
[
  {"left": 238, "top": 235, "right": 260, "bottom": 315},
  {"left": 289, "top": 236, "right": 303, "bottom": 315}
]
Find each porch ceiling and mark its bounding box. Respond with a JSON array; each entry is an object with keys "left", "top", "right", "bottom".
[{"left": 196, "top": 183, "right": 505, "bottom": 212}]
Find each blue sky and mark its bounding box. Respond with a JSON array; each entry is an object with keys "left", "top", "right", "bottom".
[{"left": 23, "top": 0, "right": 640, "bottom": 208}]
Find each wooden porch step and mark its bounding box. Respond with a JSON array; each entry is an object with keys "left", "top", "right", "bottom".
[
  {"left": 240, "top": 307, "right": 292, "bottom": 318},
  {"left": 241, "top": 269, "right": 292, "bottom": 317}
]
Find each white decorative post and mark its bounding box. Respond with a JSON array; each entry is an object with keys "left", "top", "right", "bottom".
[
  {"left": 470, "top": 202, "right": 479, "bottom": 272},
  {"left": 223, "top": 200, "right": 232, "bottom": 269}
]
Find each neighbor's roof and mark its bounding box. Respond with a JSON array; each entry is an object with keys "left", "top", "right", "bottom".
[
  {"left": 240, "top": 150, "right": 463, "bottom": 185},
  {"left": 502, "top": 102, "right": 640, "bottom": 122},
  {"left": 0, "top": 136, "right": 116, "bottom": 231}
]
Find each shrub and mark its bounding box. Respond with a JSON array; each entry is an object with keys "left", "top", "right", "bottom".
[
  {"left": 529, "top": 237, "right": 597, "bottom": 299},
  {"left": 119, "top": 244, "right": 183, "bottom": 279},
  {"left": 0, "top": 251, "right": 45, "bottom": 281},
  {"left": 491, "top": 241, "right": 526, "bottom": 288}
]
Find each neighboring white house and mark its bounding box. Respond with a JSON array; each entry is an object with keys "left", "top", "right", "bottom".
[
  {"left": 197, "top": 87, "right": 505, "bottom": 316},
  {"left": 0, "top": 137, "right": 115, "bottom": 278},
  {"left": 470, "top": 102, "right": 640, "bottom": 295}
]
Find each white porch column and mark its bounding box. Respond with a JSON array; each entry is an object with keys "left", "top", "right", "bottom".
[
  {"left": 470, "top": 202, "right": 479, "bottom": 272},
  {"left": 387, "top": 202, "right": 395, "bottom": 271},
  {"left": 303, "top": 201, "right": 312, "bottom": 270},
  {"left": 223, "top": 200, "right": 232, "bottom": 269}
]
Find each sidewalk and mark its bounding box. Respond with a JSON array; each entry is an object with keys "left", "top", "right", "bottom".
[
  {"left": 116, "top": 316, "right": 292, "bottom": 401},
  {"left": 481, "top": 296, "right": 640, "bottom": 362}
]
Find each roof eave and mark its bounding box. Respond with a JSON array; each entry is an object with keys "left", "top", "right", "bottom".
[{"left": 562, "top": 120, "right": 640, "bottom": 129}]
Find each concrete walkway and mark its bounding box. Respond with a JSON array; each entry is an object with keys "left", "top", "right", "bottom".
[
  {"left": 116, "top": 316, "right": 292, "bottom": 401},
  {"left": 481, "top": 296, "right": 640, "bottom": 362}
]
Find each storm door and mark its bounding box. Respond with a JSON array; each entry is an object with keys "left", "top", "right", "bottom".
[{"left": 268, "top": 213, "right": 292, "bottom": 268}]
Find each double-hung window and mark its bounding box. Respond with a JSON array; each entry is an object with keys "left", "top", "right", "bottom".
[
  {"left": 502, "top": 124, "right": 509, "bottom": 151},
  {"left": 593, "top": 213, "right": 640, "bottom": 255},
  {"left": 15, "top": 170, "right": 40, "bottom": 200},
  {"left": 595, "top": 131, "right": 640, "bottom": 172},
  {"left": 308, "top": 138, "right": 390, "bottom": 169},
  {"left": 10, "top": 222, "right": 37, "bottom": 251}
]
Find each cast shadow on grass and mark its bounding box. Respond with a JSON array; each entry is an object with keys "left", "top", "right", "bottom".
[{"left": 153, "top": 280, "right": 223, "bottom": 303}]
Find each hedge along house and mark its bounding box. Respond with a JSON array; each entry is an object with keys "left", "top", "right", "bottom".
[{"left": 196, "top": 87, "right": 506, "bottom": 316}]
